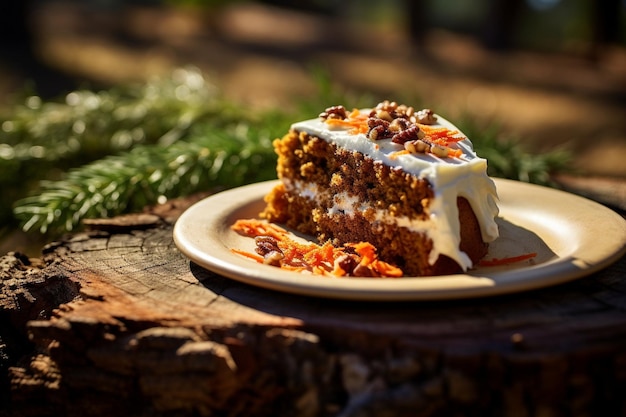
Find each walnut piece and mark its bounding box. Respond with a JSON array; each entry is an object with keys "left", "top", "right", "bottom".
[
  {"left": 319, "top": 105, "right": 347, "bottom": 121},
  {"left": 322, "top": 101, "right": 457, "bottom": 158},
  {"left": 391, "top": 125, "right": 423, "bottom": 144},
  {"left": 416, "top": 108, "right": 437, "bottom": 125},
  {"left": 366, "top": 117, "right": 393, "bottom": 141},
  {"left": 254, "top": 236, "right": 284, "bottom": 266}
]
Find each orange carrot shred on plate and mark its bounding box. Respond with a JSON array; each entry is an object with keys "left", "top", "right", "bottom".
[
  {"left": 347, "top": 242, "right": 378, "bottom": 265},
  {"left": 231, "top": 219, "right": 404, "bottom": 278},
  {"left": 231, "top": 219, "right": 288, "bottom": 241},
  {"left": 230, "top": 248, "right": 264, "bottom": 263},
  {"left": 479, "top": 252, "right": 538, "bottom": 267},
  {"left": 372, "top": 260, "right": 404, "bottom": 278}
]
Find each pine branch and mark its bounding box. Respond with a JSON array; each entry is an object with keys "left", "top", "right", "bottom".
[
  {"left": 0, "top": 67, "right": 264, "bottom": 229},
  {"left": 13, "top": 124, "right": 278, "bottom": 234}
]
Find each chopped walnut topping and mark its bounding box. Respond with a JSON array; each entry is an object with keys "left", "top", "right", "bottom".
[
  {"left": 334, "top": 254, "right": 358, "bottom": 275},
  {"left": 388, "top": 118, "right": 411, "bottom": 133},
  {"left": 352, "top": 263, "right": 380, "bottom": 277},
  {"left": 333, "top": 253, "right": 382, "bottom": 277},
  {"left": 319, "top": 101, "right": 461, "bottom": 158},
  {"left": 254, "top": 236, "right": 284, "bottom": 266},
  {"left": 370, "top": 109, "right": 394, "bottom": 122},
  {"left": 372, "top": 100, "right": 397, "bottom": 114},
  {"left": 391, "top": 125, "right": 423, "bottom": 144},
  {"left": 416, "top": 108, "right": 437, "bottom": 125},
  {"left": 404, "top": 139, "right": 430, "bottom": 154},
  {"left": 367, "top": 117, "right": 393, "bottom": 141},
  {"left": 366, "top": 102, "right": 436, "bottom": 142},
  {"left": 403, "top": 139, "right": 450, "bottom": 157},
  {"left": 319, "top": 105, "right": 347, "bottom": 121},
  {"left": 370, "top": 101, "right": 416, "bottom": 121},
  {"left": 430, "top": 143, "right": 449, "bottom": 158}
]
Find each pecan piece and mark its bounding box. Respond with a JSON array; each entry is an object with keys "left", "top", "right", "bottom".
[
  {"left": 388, "top": 118, "right": 412, "bottom": 133},
  {"left": 254, "top": 236, "right": 284, "bottom": 266},
  {"left": 430, "top": 143, "right": 449, "bottom": 158},
  {"left": 392, "top": 125, "right": 424, "bottom": 144},
  {"left": 404, "top": 139, "right": 431, "bottom": 153},
  {"left": 352, "top": 263, "right": 380, "bottom": 278},
  {"left": 367, "top": 117, "right": 393, "bottom": 141},
  {"left": 334, "top": 254, "right": 359, "bottom": 275},
  {"left": 319, "top": 105, "right": 347, "bottom": 121},
  {"left": 416, "top": 108, "right": 437, "bottom": 125}
]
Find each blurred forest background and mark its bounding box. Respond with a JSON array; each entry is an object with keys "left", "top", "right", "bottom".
[{"left": 0, "top": 0, "right": 625, "bottom": 255}]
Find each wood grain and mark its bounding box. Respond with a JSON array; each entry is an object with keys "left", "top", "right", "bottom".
[{"left": 2, "top": 194, "right": 626, "bottom": 417}]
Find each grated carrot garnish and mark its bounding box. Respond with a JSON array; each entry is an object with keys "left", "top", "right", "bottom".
[
  {"left": 371, "top": 260, "right": 403, "bottom": 278},
  {"left": 230, "top": 248, "right": 264, "bottom": 263},
  {"left": 325, "top": 111, "right": 369, "bottom": 135},
  {"left": 447, "top": 148, "right": 463, "bottom": 158},
  {"left": 389, "top": 149, "right": 410, "bottom": 159},
  {"left": 348, "top": 242, "right": 377, "bottom": 265},
  {"left": 419, "top": 125, "right": 459, "bottom": 137},
  {"left": 348, "top": 108, "right": 363, "bottom": 119},
  {"left": 479, "top": 252, "right": 537, "bottom": 267},
  {"left": 230, "top": 219, "right": 404, "bottom": 278},
  {"left": 325, "top": 109, "right": 369, "bottom": 134},
  {"left": 232, "top": 218, "right": 288, "bottom": 241}
]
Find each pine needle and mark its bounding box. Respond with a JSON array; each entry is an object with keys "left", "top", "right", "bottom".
[{"left": 13, "top": 124, "right": 278, "bottom": 234}]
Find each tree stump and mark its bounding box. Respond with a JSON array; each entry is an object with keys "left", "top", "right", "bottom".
[{"left": 2, "top": 193, "right": 626, "bottom": 417}]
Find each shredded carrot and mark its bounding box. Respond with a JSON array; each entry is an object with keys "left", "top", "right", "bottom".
[
  {"left": 230, "top": 219, "right": 404, "bottom": 278},
  {"left": 348, "top": 108, "right": 363, "bottom": 119},
  {"left": 479, "top": 252, "right": 538, "bottom": 267},
  {"left": 371, "top": 260, "right": 404, "bottom": 277},
  {"left": 348, "top": 242, "right": 377, "bottom": 265},
  {"left": 231, "top": 218, "right": 288, "bottom": 241},
  {"left": 389, "top": 149, "right": 411, "bottom": 159},
  {"left": 447, "top": 148, "right": 463, "bottom": 158},
  {"left": 230, "top": 248, "right": 264, "bottom": 263},
  {"left": 419, "top": 125, "right": 459, "bottom": 137},
  {"left": 325, "top": 111, "right": 369, "bottom": 135}
]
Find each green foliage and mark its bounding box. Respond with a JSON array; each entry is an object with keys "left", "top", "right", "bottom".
[
  {"left": 14, "top": 124, "right": 278, "bottom": 233},
  {"left": 1, "top": 68, "right": 225, "bottom": 227},
  {"left": 2, "top": 67, "right": 287, "bottom": 235},
  {"left": 455, "top": 118, "right": 571, "bottom": 184},
  {"left": 2, "top": 67, "right": 571, "bottom": 238}
]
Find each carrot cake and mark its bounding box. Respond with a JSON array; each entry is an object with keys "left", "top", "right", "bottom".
[{"left": 260, "top": 101, "right": 499, "bottom": 276}]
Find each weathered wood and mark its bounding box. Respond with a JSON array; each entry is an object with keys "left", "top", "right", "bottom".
[{"left": 2, "top": 194, "right": 626, "bottom": 417}]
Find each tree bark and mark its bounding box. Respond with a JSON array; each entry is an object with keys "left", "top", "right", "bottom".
[{"left": 2, "top": 193, "right": 626, "bottom": 417}]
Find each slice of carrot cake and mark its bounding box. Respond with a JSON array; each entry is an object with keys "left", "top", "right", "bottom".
[{"left": 261, "top": 101, "right": 499, "bottom": 276}]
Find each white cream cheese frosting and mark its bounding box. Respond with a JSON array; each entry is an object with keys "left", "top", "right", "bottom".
[{"left": 289, "top": 110, "right": 500, "bottom": 271}]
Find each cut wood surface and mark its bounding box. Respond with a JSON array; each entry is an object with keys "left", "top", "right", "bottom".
[{"left": 2, "top": 191, "right": 626, "bottom": 417}]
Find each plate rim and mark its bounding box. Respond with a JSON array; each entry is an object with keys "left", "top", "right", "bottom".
[{"left": 173, "top": 178, "right": 626, "bottom": 301}]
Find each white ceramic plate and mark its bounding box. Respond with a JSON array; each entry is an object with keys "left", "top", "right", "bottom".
[{"left": 173, "top": 179, "right": 626, "bottom": 301}]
